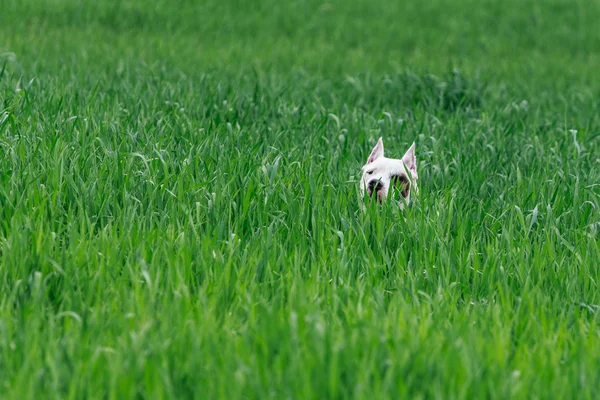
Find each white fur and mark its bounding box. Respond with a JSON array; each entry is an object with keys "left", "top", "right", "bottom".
[{"left": 360, "top": 137, "right": 418, "bottom": 208}]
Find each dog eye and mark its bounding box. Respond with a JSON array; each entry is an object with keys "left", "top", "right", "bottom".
[
  {"left": 367, "top": 170, "right": 374, "bottom": 175},
  {"left": 392, "top": 174, "right": 410, "bottom": 198}
]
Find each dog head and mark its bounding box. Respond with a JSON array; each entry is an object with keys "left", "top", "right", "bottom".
[{"left": 360, "top": 137, "right": 418, "bottom": 208}]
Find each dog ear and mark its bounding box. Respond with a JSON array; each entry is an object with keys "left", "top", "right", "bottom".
[
  {"left": 367, "top": 137, "right": 384, "bottom": 164},
  {"left": 402, "top": 142, "right": 417, "bottom": 176}
]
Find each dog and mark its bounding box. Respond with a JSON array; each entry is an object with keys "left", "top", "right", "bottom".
[{"left": 360, "top": 138, "right": 418, "bottom": 208}]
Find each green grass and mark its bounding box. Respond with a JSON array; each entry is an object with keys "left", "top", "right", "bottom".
[{"left": 1, "top": 0, "right": 600, "bottom": 398}]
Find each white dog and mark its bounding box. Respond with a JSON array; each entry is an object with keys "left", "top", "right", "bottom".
[{"left": 360, "top": 138, "right": 418, "bottom": 208}]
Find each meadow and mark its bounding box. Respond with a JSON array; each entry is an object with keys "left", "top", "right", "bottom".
[{"left": 1, "top": 0, "right": 600, "bottom": 398}]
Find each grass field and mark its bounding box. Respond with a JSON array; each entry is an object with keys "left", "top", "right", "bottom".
[{"left": 1, "top": 0, "right": 600, "bottom": 398}]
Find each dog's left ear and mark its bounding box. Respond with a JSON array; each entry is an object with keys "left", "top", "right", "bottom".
[
  {"left": 367, "top": 137, "right": 384, "bottom": 164},
  {"left": 402, "top": 142, "right": 417, "bottom": 177}
]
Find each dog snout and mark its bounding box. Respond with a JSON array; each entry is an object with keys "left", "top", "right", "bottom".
[{"left": 367, "top": 179, "right": 383, "bottom": 195}]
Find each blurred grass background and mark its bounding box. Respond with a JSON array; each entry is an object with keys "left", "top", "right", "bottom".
[{"left": 4, "top": 0, "right": 600, "bottom": 81}]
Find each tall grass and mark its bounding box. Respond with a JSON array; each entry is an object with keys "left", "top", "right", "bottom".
[{"left": 1, "top": 0, "right": 599, "bottom": 398}]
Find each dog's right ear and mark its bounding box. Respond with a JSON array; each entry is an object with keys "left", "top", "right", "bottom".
[
  {"left": 367, "top": 137, "right": 384, "bottom": 164},
  {"left": 402, "top": 142, "right": 417, "bottom": 176}
]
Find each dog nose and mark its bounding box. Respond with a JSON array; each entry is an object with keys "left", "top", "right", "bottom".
[{"left": 367, "top": 179, "right": 383, "bottom": 194}]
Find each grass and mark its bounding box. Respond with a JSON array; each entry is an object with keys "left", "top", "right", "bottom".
[{"left": 1, "top": 0, "right": 600, "bottom": 398}]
